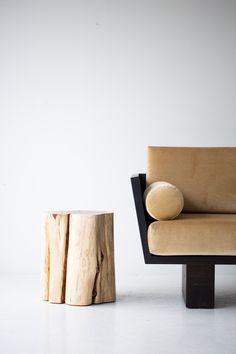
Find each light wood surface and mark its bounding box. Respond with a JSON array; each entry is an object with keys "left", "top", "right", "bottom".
[
  {"left": 42, "top": 214, "right": 50, "bottom": 301},
  {"left": 42, "top": 211, "right": 115, "bottom": 305},
  {"left": 65, "top": 213, "right": 115, "bottom": 305},
  {"left": 42, "top": 214, "right": 69, "bottom": 303}
]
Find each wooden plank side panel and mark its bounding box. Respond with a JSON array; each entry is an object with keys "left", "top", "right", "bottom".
[
  {"left": 65, "top": 214, "right": 98, "bottom": 305},
  {"left": 42, "top": 213, "right": 69, "bottom": 303},
  {"left": 65, "top": 213, "right": 116, "bottom": 305},
  {"left": 93, "top": 213, "right": 116, "bottom": 304},
  {"left": 42, "top": 214, "right": 50, "bottom": 301}
]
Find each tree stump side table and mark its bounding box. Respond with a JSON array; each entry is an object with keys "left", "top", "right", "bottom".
[{"left": 42, "top": 211, "right": 116, "bottom": 306}]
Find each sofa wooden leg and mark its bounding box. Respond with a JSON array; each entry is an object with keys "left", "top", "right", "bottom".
[{"left": 182, "top": 264, "right": 215, "bottom": 308}]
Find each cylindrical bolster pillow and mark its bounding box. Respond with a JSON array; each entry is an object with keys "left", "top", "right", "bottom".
[{"left": 144, "top": 181, "right": 184, "bottom": 220}]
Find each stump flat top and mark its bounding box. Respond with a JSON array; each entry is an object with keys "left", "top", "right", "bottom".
[{"left": 44, "top": 210, "right": 113, "bottom": 215}]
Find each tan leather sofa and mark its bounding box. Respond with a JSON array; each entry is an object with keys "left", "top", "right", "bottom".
[{"left": 131, "top": 147, "right": 236, "bottom": 308}]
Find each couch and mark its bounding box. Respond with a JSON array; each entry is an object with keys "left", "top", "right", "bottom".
[{"left": 131, "top": 147, "right": 236, "bottom": 308}]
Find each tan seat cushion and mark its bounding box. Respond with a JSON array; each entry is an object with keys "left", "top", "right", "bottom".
[
  {"left": 147, "top": 146, "right": 236, "bottom": 213},
  {"left": 144, "top": 181, "right": 184, "bottom": 220},
  {"left": 148, "top": 213, "right": 236, "bottom": 255}
]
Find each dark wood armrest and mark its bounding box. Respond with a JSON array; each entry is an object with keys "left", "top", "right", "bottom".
[{"left": 130, "top": 174, "right": 154, "bottom": 262}]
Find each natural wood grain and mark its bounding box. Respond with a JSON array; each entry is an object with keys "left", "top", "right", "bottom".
[
  {"left": 42, "top": 213, "right": 69, "bottom": 303},
  {"left": 42, "top": 214, "right": 50, "bottom": 301},
  {"left": 42, "top": 211, "right": 115, "bottom": 305},
  {"left": 65, "top": 213, "right": 115, "bottom": 305},
  {"left": 93, "top": 213, "right": 116, "bottom": 304}
]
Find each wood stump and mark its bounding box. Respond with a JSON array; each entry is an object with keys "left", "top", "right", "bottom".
[{"left": 42, "top": 211, "right": 116, "bottom": 305}]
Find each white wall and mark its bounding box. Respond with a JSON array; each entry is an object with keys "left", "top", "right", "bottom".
[{"left": 1, "top": 0, "right": 236, "bottom": 274}]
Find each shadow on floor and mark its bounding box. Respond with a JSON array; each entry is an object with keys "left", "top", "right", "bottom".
[
  {"left": 117, "top": 290, "right": 236, "bottom": 309},
  {"left": 215, "top": 291, "right": 236, "bottom": 308},
  {"left": 116, "top": 290, "right": 182, "bottom": 307}
]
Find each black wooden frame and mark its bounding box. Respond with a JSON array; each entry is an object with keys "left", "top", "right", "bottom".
[{"left": 131, "top": 173, "right": 236, "bottom": 308}]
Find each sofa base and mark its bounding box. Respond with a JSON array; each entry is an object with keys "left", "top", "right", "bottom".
[{"left": 182, "top": 264, "right": 215, "bottom": 308}]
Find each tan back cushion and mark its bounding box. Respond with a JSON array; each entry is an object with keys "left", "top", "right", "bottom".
[{"left": 147, "top": 147, "right": 236, "bottom": 213}]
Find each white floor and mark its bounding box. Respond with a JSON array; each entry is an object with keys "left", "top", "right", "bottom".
[{"left": 1, "top": 267, "right": 236, "bottom": 354}]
